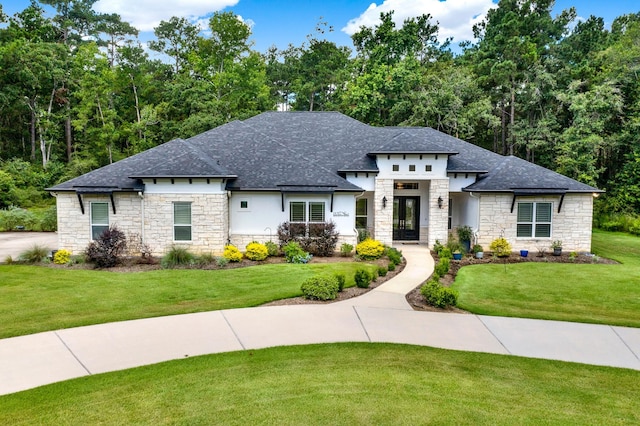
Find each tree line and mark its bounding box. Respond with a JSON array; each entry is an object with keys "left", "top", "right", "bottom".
[{"left": 0, "top": 0, "right": 639, "bottom": 217}]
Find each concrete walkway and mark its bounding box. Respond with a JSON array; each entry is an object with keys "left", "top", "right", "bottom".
[{"left": 1, "top": 244, "right": 639, "bottom": 396}]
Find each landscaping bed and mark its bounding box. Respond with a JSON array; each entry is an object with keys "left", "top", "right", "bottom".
[{"left": 406, "top": 251, "right": 617, "bottom": 312}]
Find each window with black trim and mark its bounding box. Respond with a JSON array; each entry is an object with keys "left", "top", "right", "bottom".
[
  {"left": 409, "top": 164, "right": 416, "bottom": 171},
  {"left": 90, "top": 202, "right": 109, "bottom": 240},
  {"left": 425, "top": 165, "right": 432, "bottom": 172},
  {"left": 392, "top": 164, "right": 399, "bottom": 171},
  {"left": 517, "top": 202, "right": 552, "bottom": 238},
  {"left": 356, "top": 198, "right": 368, "bottom": 228},
  {"left": 174, "top": 202, "right": 192, "bottom": 241},
  {"left": 240, "top": 200, "right": 248, "bottom": 209}
]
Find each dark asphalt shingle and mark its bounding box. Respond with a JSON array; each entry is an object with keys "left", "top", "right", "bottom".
[{"left": 48, "top": 111, "right": 600, "bottom": 194}]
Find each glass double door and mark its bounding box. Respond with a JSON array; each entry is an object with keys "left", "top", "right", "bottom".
[{"left": 393, "top": 196, "right": 420, "bottom": 240}]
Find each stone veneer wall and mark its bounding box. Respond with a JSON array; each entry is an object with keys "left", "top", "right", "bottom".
[
  {"left": 428, "top": 179, "right": 450, "bottom": 247},
  {"left": 55, "top": 192, "right": 229, "bottom": 255},
  {"left": 373, "top": 178, "right": 394, "bottom": 245},
  {"left": 143, "top": 193, "right": 228, "bottom": 255},
  {"left": 477, "top": 193, "right": 594, "bottom": 253},
  {"left": 56, "top": 192, "right": 143, "bottom": 254}
]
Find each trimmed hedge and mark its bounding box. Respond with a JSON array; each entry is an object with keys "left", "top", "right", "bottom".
[{"left": 300, "top": 276, "right": 340, "bottom": 300}]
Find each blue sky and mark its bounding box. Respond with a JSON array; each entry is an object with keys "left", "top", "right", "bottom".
[{"left": 2, "top": 0, "right": 638, "bottom": 54}]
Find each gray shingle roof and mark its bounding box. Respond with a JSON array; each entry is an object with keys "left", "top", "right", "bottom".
[
  {"left": 464, "top": 156, "right": 602, "bottom": 193},
  {"left": 48, "top": 111, "right": 601, "bottom": 194}
]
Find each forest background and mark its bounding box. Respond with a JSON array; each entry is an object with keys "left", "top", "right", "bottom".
[{"left": 0, "top": 0, "right": 639, "bottom": 233}]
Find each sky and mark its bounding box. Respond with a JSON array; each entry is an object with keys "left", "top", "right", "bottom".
[{"left": 1, "top": 0, "right": 639, "bottom": 55}]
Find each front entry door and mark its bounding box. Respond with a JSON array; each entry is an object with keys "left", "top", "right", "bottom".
[{"left": 393, "top": 196, "right": 420, "bottom": 240}]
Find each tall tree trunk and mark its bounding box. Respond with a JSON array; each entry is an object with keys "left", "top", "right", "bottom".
[
  {"left": 130, "top": 74, "right": 143, "bottom": 140},
  {"left": 509, "top": 87, "right": 515, "bottom": 156},
  {"left": 29, "top": 102, "right": 36, "bottom": 161}
]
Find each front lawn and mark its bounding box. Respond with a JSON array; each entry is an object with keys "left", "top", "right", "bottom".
[
  {"left": 452, "top": 230, "right": 640, "bottom": 327},
  {"left": 1, "top": 343, "right": 638, "bottom": 425},
  {"left": 0, "top": 262, "right": 378, "bottom": 339}
]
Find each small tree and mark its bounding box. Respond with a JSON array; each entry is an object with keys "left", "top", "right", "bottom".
[{"left": 85, "top": 225, "right": 127, "bottom": 268}]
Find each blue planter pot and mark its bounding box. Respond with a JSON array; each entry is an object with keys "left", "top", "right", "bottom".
[
  {"left": 520, "top": 250, "right": 528, "bottom": 257},
  {"left": 453, "top": 253, "right": 463, "bottom": 260}
]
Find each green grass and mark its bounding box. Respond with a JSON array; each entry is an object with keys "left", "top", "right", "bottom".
[
  {"left": 453, "top": 230, "right": 640, "bottom": 327},
  {"left": 1, "top": 343, "right": 638, "bottom": 425},
  {"left": 0, "top": 262, "right": 378, "bottom": 339}
]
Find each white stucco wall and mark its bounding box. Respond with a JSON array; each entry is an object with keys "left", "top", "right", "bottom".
[
  {"left": 376, "top": 154, "right": 448, "bottom": 179},
  {"left": 228, "top": 192, "right": 359, "bottom": 250}
]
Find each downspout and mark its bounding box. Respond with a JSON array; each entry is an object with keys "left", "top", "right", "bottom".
[{"left": 138, "top": 191, "right": 145, "bottom": 244}]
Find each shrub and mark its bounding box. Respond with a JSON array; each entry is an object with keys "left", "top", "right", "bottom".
[
  {"left": 283, "top": 241, "right": 312, "bottom": 264},
  {"left": 19, "top": 244, "right": 50, "bottom": 264},
  {"left": 354, "top": 268, "right": 371, "bottom": 288},
  {"left": 377, "top": 266, "right": 387, "bottom": 277},
  {"left": 277, "top": 221, "right": 339, "bottom": 256},
  {"left": 300, "top": 276, "right": 339, "bottom": 300},
  {"left": 85, "top": 225, "right": 127, "bottom": 268},
  {"left": 434, "top": 258, "right": 450, "bottom": 277},
  {"left": 357, "top": 228, "right": 370, "bottom": 242},
  {"left": 223, "top": 245, "right": 243, "bottom": 262},
  {"left": 215, "top": 256, "right": 229, "bottom": 268},
  {"left": 489, "top": 237, "right": 512, "bottom": 257},
  {"left": 245, "top": 242, "right": 268, "bottom": 261},
  {"left": 356, "top": 239, "right": 385, "bottom": 260},
  {"left": 53, "top": 249, "right": 71, "bottom": 265},
  {"left": 387, "top": 262, "right": 396, "bottom": 272},
  {"left": 334, "top": 273, "right": 346, "bottom": 292},
  {"left": 0, "top": 207, "right": 37, "bottom": 231},
  {"left": 439, "top": 247, "right": 453, "bottom": 259},
  {"left": 39, "top": 205, "right": 57, "bottom": 232},
  {"left": 340, "top": 243, "right": 353, "bottom": 256},
  {"left": 433, "top": 239, "right": 444, "bottom": 255},
  {"left": 161, "top": 246, "right": 195, "bottom": 268},
  {"left": 197, "top": 252, "right": 215, "bottom": 265},
  {"left": 264, "top": 241, "right": 279, "bottom": 257},
  {"left": 385, "top": 247, "right": 402, "bottom": 265},
  {"left": 420, "top": 280, "right": 458, "bottom": 308}
]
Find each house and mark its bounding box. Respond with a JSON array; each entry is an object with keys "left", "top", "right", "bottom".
[{"left": 48, "top": 112, "right": 601, "bottom": 255}]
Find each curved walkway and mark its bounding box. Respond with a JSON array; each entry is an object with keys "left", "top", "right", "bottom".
[{"left": 1, "top": 245, "right": 640, "bottom": 396}]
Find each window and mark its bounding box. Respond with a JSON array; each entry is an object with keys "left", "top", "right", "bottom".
[
  {"left": 240, "top": 200, "right": 248, "bottom": 209},
  {"left": 517, "top": 202, "right": 552, "bottom": 238},
  {"left": 394, "top": 182, "right": 419, "bottom": 190},
  {"left": 309, "top": 202, "right": 325, "bottom": 222},
  {"left": 392, "top": 164, "right": 399, "bottom": 171},
  {"left": 174, "top": 202, "right": 192, "bottom": 241},
  {"left": 290, "top": 202, "right": 306, "bottom": 222},
  {"left": 425, "top": 165, "right": 432, "bottom": 172},
  {"left": 448, "top": 198, "right": 452, "bottom": 230},
  {"left": 409, "top": 164, "right": 416, "bottom": 172},
  {"left": 90, "top": 202, "right": 109, "bottom": 240},
  {"left": 356, "top": 198, "right": 368, "bottom": 228}
]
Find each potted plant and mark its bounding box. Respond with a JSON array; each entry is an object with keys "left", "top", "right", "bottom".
[
  {"left": 520, "top": 249, "right": 528, "bottom": 257},
  {"left": 472, "top": 244, "right": 484, "bottom": 259},
  {"left": 456, "top": 225, "right": 473, "bottom": 253},
  {"left": 452, "top": 250, "right": 463, "bottom": 260},
  {"left": 551, "top": 240, "right": 562, "bottom": 256}
]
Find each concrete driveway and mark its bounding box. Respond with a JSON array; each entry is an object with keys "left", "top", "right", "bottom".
[{"left": 0, "top": 232, "right": 58, "bottom": 262}]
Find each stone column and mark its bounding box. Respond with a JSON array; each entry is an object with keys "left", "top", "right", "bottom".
[
  {"left": 374, "top": 178, "right": 394, "bottom": 245},
  {"left": 428, "top": 179, "right": 450, "bottom": 247}
]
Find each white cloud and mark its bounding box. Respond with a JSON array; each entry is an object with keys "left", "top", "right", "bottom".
[
  {"left": 94, "top": 0, "right": 239, "bottom": 32},
  {"left": 342, "top": 0, "right": 496, "bottom": 44}
]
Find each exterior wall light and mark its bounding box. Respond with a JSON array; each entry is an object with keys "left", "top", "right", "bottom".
[
  {"left": 382, "top": 196, "right": 387, "bottom": 208},
  {"left": 438, "top": 196, "right": 443, "bottom": 209}
]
